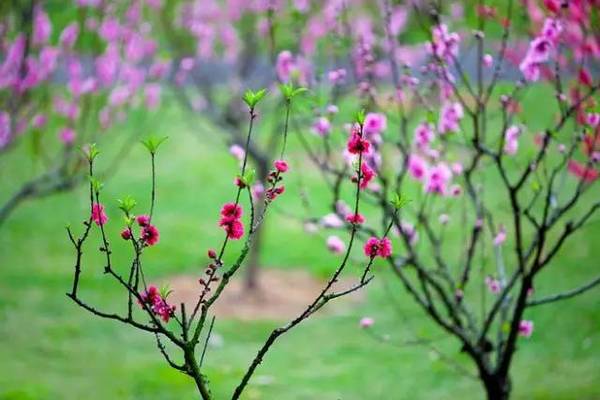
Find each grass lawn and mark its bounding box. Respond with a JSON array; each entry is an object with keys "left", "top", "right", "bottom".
[{"left": 0, "top": 92, "right": 599, "bottom": 400}]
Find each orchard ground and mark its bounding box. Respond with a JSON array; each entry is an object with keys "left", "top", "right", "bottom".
[{"left": 1, "top": 89, "right": 599, "bottom": 399}]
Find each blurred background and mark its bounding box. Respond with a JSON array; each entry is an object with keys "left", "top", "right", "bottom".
[{"left": 1, "top": 0, "right": 599, "bottom": 399}]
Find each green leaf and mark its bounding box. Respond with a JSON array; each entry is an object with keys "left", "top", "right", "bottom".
[
  {"left": 160, "top": 285, "right": 173, "bottom": 300},
  {"left": 117, "top": 195, "right": 137, "bottom": 214},
  {"left": 356, "top": 109, "right": 366, "bottom": 125},
  {"left": 391, "top": 193, "right": 411, "bottom": 209},
  {"left": 237, "top": 169, "right": 256, "bottom": 187},
  {"left": 82, "top": 143, "right": 100, "bottom": 162},
  {"left": 243, "top": 88, "right": 268, "bottom": 108},
  {"left": 141, "top": 136, "right": 168, "bottom": 155}
]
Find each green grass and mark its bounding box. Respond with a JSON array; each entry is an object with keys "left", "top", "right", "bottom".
[{"left": 0, "top": 94, "right": 599, "bottom": 400}]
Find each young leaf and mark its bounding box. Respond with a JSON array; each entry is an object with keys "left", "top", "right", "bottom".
[
  {"left": 356, "top": 109, "right": 366, "bottom": 125},
  {"left": 117, "top": 195, "right": 137, "bottom": 214},
  {"left": 391, "top": 193, "right": 411, "bottom": 209},
  {"left": 142, "top": 136, "right": 168, "bottom": 155},
  {"left": 82, "top": 143, "right": 100, "bottom": 162}
]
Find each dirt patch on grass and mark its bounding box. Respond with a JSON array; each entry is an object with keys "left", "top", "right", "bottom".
[{"left": 164, "top": 268, "right": 364, "bottom": 321}]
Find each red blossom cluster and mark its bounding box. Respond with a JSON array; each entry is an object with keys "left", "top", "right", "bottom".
[
  {"left": 139, "top": 285, "right": 175, "bottom": 323},
  {"left": 218, "top": 203, "right": 244, "bottom": 240}
]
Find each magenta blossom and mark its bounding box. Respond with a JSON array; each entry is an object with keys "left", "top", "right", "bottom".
[
  {"left": 347, "top": 132, "right": 370, "bottom": 155},
  {"left": 141, "top": 224, "right": 160, "bottom": 246},
  {"left": 137, "top": 215, "right": 150, "bottom": 226},
  {"left": 494, "top": 225, "right": 507, "bottom": 246},
  {"left": 414, "top": 122, "right": 435, "bottom": 149},
  {"left": 363, "top": 237, "right": 392, "bottom": 258},
  {"left": 518, "top": 320, "right": 534, "bottom": 338},
  {"left": 485, "top": 276, "right": 501, "bottom": 294},
  {"left": 438, "top": 102, "right": 464, "bottom": 134},
  {"left": 91, "top": 203, "right": 108, "bottom": 226},
  {"left": 274, "top": 160, "right": 289, "bottom": 173},
  {"left": 363, "top": 113, "right": 387, "bottom": 136},
  {"left": 346, "top": 213, "right": 365, "bottom": 225}
]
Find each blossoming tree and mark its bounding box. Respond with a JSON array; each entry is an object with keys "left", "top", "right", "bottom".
[
  {"left": 294, "top": 0, "right": 598, "bottom": 398},
  {"left": 0, "top": 0, "right": 165, "bottom": 227},
  {"left": 66, "top": 85, "right": 383, "bottom": 399}
]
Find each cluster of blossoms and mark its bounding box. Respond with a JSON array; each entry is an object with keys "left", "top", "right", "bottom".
[
  {"left": 363, "top": 237, "right": 392, "bottom": 259},
  {"left": 139, "top": 285, "right": 175, "bottom": 323},
  {"left": 119, "top": 214, "right": 160, "bottom": 246},
  {"left": 218, "top": 203, "right": 244, "bottom": 240},
  {"left": 519, "top": 18, "right": 562, "bottom": 82},
  {"left": 0, "top": 1, "right": 166, "bottom": 150},
  {"left": 265, "top": 159, "right": 289, "bottom": 201}
]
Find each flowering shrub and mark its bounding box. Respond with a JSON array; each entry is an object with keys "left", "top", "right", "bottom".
[
  {"left": 66, "top": 85, "right": 386, "bottom": 399},
  {"left": 273, "top": 1, "right": 598, "bottom": 399}
]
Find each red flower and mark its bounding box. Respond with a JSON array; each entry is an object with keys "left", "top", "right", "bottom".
[
  {"left": 359, "top": 163, "right": 376, "bottom": 189},
  {"left": 220, "top": 203, "right": 243, "bottom": 221},
  {"left": 220, "top": 218, "right": 244, "bottom": 239},
  {"left": 567, "top": 160, "right": 598, "bottom": 183},
  {"left": 136, "top": 214, "right": 150, "bottom": 226},
  {"left": 141, "top": 224, "right": 160, "bottom": 246},
  {"left": 266, "top": 186, "right": 285, "bottom": 201},
  {"left": 91, "top": 203, "right": 108, "bottom": 226},
  {"left": 363, "top": 237, "right": 392, "bottom": 258},
  {"left": 346, "top": 213, "right": 365, "bottom": 225},
  {"left": 120, "top": 228, "right": 132, "bottom": 240},
  {"left": 347, "top": 132, "right": 370, "bottom": 154},
  {"left": 274, "top": 159, "right": 289, "bottom": 173},
  {"left": 578, "top": 68, "right": 592, "bottom": 87}
]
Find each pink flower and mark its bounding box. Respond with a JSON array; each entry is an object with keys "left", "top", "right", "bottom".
[
  {"left": 518, "top": 320, "right": 534, "bottom": 338},
  {"left": 567, "top": 160, "right": 598, "bottom": 183},
  {"left": 229, "top": 144, "right": 245, "bottom": 162},
  {"left": 483, "top": 54, "right": 493, "bottom": 68},
  {"left": 347, "top": 132, "right": 370, "bottom": 154},
  {"left": 321, "top": 213, "right": 344, "bottom": 228},
  {"left": 363, "top": 113, "right": 387, "bottom": 136},
  {"left": 494, "top": 225, "right": 507, "bottom": 246},
  {"left": 91, "top": 203, "right": 108, "bottom": 226},
  {"left": 363, "top": 237, "right": 392, "bottom": 258},
  {"left": 274, "top": 160, "right": 289, "bottom": 173},
  {"left": 276, "top": 50, "right": 295, "bottom": 82},
  {"left": 33, "top": 6, "right": 52, "bottom": 46},
  {"left": 541, "top": 18, "right": 562, "bottom": 43},
  {"left": 265, "top": 186, "right": 286, "bottom": 201},
  {"left": 425, "top": 163, "right": 452, "bottom": 195},
  {"left": 327, "top": 104, "right": 339, "bottom": 114},
  {"left": 346, "top": 213, "right": 365, "bottom": 225},
  {"left": 137, "top": 215, "right": 150, "bottom": 226},
  {"left": 527, "top": 37, "right": 553, "bottom": 63},
  {"left": 60, "top": 23, "right": 79, "bottom": 48},
  {"left": 408, "top": 154, "right": 428, "bottom": 181},
  {"left": 519, "top": 60, "right": 541, "bottom": 82},
  {"left": 141, "top": 224, "right": 160, "bottom": 246},
  {"left": 358, "top": 163, "right": 376, "bottom": 189},
  {"left": 220, "top": 203, "right": 243, "bottom": 221},
  {"left": 504, "top": 125, "right": 521, "bottom": 155},
  {"left": 326, "top": 235, "right": 345, "bottom": 254},
  {"left": 438, "top": 102, "right": 464, "bottom": 134},
  {"left": 207, "top": 249, "right": 217, "bottom": 259},
  {"left": 220, "top": 218, "right": 244, "bottom": 240},
  {"left": 414, "top": 122, "right": 435, "bottom": 148},
  {"left": 359, "top": 317, "right": 374, "bottom": 328},
  {"left": 312, "top": 117, "right": 331, "bottom": 136},
  {"left": 587, "top": 113, "right": 600, "bottom": 128},
  {"left": 120, "top": 228, "right": 132, "bottom": 240},
  {"left": 32, "top": 113, "right": 47, "bottom": 129},
  {"left": 59, "top": 128, "right": 76, "bottom": 145},
  {"left": 140, "top": 285, "right": 175, "bottom": 323},
  {"left": 485, "top": 276, "right": 501, "bottom": 294},
  {"left": 328, "top": 68, "right": 347, "bottom": 85}
]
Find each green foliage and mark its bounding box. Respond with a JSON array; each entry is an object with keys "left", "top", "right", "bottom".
[
  {"left": 117, "top": 195, "right": 137, "bottom": 215},
  {"left": 279, "top": 83, "right": 308, "bottom": 101},
  {"left": 242, "top": 89, "right": 268, "bottom": 109},
  {"left": 390, "top": 193, "right": 411, "bottom": 209},
  {"left": 142, "top": 136, "right": 169, "bottom": 155}
]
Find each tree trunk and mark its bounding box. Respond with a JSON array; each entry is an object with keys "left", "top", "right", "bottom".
[{"left": 482, "top": 373, "right": 511, "bottom": 400}]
